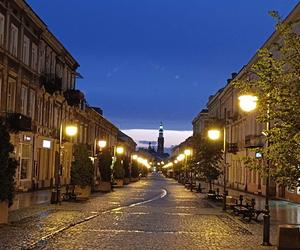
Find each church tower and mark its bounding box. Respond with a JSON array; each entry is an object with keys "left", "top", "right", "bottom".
[{"left": 157, "top": 122, "right": 164, "bottom": 156}]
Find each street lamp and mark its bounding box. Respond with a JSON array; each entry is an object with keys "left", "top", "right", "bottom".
[
  {"left": 239, "top": 94, "right": 270, "bottom": 246},
  {"left": 98, "top": 140, "right": 107, "bottom": 149},
  {"left": 52, "top": 123, "right": 78, "bottom": 204},
  {"left": 207, "top": 126, "right": 228, "bottom": 210},
  {"left": 111, "top": 146, "right": 125, "bottom": 187},
  {"left": 184, "top": 149, "right": 193, "bottom": 191}
]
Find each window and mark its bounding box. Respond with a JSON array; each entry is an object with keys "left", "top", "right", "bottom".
[
  {"left": 21, "top": 85, "right": 28, "bottom": 115},
  {"left": 38, "top": 41, "right": 45, "bottom": 73},
  {"left": 22, "top": 35, "right": 30, "bottom": 65},
  {"left": 51, "top": 51, "right": 56, "bottom": 74},
  {"left": 20, "top": 144, "right": 31, "bottom": 180},
  {"left": 48, "top": 101, "right": 53, "bottom": 128},
  {"left": 37, "top": 97, "right": 43, "bottom": 125},
  {"left": 10, "top": 23, "right": 18, "bottom": 57},
  {"left": 7, "top": 77, "right": 16, "bottom": 112},
  {"left": 31, "top": 43, "right": 38, "bottom": 71},
  {"left": 28, "top": 89, "right": 35, "bottom": 120},
  {"left": 0, "top": 13, "right": 4, "bottom": 46}
]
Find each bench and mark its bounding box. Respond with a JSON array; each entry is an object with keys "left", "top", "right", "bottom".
[
  {"left": 207, "top": 189, "right": 223, "bottom": 201},
  {"left": 62, "top": 184, "right": 79, "bottom": 201},
  {"left": 234, "top": 197, "right": 264, "bottom": 222},
  {"left": 226, "top": 195, "right": 240, "bottom": 210}
]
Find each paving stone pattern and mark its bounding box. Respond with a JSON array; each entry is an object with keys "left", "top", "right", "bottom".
[{"left": 0, "top": 175, "right": 278, "bottom": 249}]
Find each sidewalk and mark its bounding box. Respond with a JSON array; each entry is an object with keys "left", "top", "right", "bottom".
[
  {"left": 9, "top": 189, "right": 52, "bottom": 211},
  {"left": 199, "top": 182, "right": 300, "bottom": 226}
]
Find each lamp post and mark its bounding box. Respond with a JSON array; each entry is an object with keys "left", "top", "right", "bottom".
[
  {"left": 52, "top": 123, "right": 78, "bottom": 204},
  {"left": 176, "top": 154, "right": 185, "bottom": 183},
  {"left": 131, "top": 154, "right": 138, "bottom": 180},
  {"left": 208, "top": 120, "right": 227, "bottom": 211},
  {"left": 239, "top": 95, "right": 270, "bottom": 246},
  {"left": 112, "top": 146, "right": 124, "bottom": 185},
  {"left": 184, "top": 149, "right": 193, "bottom": 191},
  {"left": 94, "top": 139, "right": 107, "bottom": 182}
]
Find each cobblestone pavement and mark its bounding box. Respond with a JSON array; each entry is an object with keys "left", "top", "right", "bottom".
[{"left": 0, "top": 175, "right": 279, "bottom": 250}]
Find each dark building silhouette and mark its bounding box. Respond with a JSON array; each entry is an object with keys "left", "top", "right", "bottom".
[{"left": 157, "top": 122, "right": 164, "bottom": 156}]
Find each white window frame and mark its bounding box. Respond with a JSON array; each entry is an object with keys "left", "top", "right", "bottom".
[
  {"left": 10, "top": 23, "right": 18, "bottom": 57},
  {"left": 21, "top": 85, "right": 28, "bottom": 115},
  {"left": 31, "top": 43, "right": 38, "bottom": 71},
  {"left": 28, "top": 89, "right": 35, "bottom": 120},
  {"left": 7, "top": 77, "right": 16, "bottom": 112},
  {"left": 22, "top": 35, "right": 30, "bottom": 65}
]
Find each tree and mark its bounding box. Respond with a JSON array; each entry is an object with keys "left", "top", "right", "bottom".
[
  {"left": 123, "top": 157, "right": 130, "bottom": 178},
  {"left": 191, "top": 134, "right": 223, "bottom": 191},
  {"left": 0, "top": 118, "right": 18, "bottom": 206},
  {"left": 71, "top": 144, "right": 94, "bottom": 187},
  {"left": 98, "top": 149, "right": 112, "bottom": 182},
  {"left": 113, "top": 159, "right": 125, "bottom": 179},
  {"left": 131, "top": 161, "right": 139, "bottom": 178},
  {"left": 233, "top": 12, "right": 300, "bottom": 187}
]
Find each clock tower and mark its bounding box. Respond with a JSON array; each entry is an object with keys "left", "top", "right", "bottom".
[{"left": 157, "top": 122, "right": 164, "bottom": 156}]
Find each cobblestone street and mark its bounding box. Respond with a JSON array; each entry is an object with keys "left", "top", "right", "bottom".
[{"left": 0, "top": 174, "right": 280, "bottom": 250}]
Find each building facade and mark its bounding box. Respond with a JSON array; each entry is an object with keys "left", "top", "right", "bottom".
[
  {"left": 192, "top": 2, "right": 300, "bottom": 203},
  {"left": 0, "top": 0, "right": 126, "bottom": 192}
]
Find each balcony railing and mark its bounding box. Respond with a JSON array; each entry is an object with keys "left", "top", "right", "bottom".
[
  {"left": 40, "top": 74, "right": 62, "bottom": 95},
  {"left": 244, "top": 135, "right": 265, "bottom": 148},
  {"left": 6, "top": 112, "right": 32, "bottom": 132},
  {"left": 63, "top": 89, "right": 85, "bottom": 107}
]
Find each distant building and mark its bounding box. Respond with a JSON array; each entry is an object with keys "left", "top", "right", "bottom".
[
  {"left": 137, "top": 122, "right": 169, "bottom": 164},
  {"left": 157, "top": 122, "right": 164, "bottom": 156}
]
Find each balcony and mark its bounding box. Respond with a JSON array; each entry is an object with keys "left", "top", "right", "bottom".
[
  {"left": 244, "top": 135, "right": 265, "bottom": 148},
  {"left": 63, "top": 89, "right": 85, "bottom": 107},
  {"left": 6, "top": 113, "right": 32, "bottom": 132},
  {"left": 227, "top": 143, "right": 238, "bottom": 153},
  {"left": 40, "top": 74, "right": 62, "bottom": 95}
]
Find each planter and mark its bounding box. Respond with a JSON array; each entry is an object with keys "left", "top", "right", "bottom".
[
  {"left": 0, "top": 201, "right": 8, "bottom": 224},
  {"left": 124, "top": 178, "right": 130, "bottom": 185},
  {"left": 96, "top": 181, "right": 112, "bottom": 192},
  {"left": 74, "top": 185, "right": 91, "bottom": 199},
  {"left": 114, "top": 179, "right": 124, "bottom": 187}
]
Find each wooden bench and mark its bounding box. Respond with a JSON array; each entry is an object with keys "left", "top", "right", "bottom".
[
  {"left": 207, "top": 189, "right": 223, "bottom": 201},
  {"left": 234, "top": 197, "right": 264, "bottom": 222},
  {"left": 62, "top": 184, "right": 79, "bottom": 201},
  {"left": 226, "top": 195, "right": 239, "bottom": 210}
]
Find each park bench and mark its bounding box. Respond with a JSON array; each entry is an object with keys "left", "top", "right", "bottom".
[
  {"left": 234, "top": 197, "right": 264, "bottom": 222},
  {"left": 62, "top": 184, "right": 79, "bottom": 201},
  {"left": 207, "top": 188, "right": 223, "bottom": 201},
  {"left": 226, "top": 195, "right": 240, "bottom": 210}
]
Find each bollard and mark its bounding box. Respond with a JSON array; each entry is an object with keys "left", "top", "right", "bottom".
[{"left": 277, "top": 225, "right": 300, "bottom": 250}]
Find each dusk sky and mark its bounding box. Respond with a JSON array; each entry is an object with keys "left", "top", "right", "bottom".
[{"left": 27, "top": 0, "right": 298, "bottom": 147}]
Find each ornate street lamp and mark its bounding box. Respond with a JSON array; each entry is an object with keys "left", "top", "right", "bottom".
[
  {"left": 52, "top": 123, "right": 78, "bottom": 204},
  {"left": 239, "top": 94, "right": 271, "bottom": 246},
  {"left": 208, "top": 126, "right": 227, "bottom": 210}
]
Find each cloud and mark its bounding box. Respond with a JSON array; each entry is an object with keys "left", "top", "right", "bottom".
[{"left": 122, "top": 129, "right": 192, "bottom": 148}]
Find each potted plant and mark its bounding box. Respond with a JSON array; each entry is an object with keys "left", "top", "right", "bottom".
[
  {"left": 97, "top": 149, "right": 112, "bottom": 192},
  {"left": 113, "top": 159, "right": 125, "bottom": 187},
  {"left": 123, "top": 157, "right": 130, "bottom": 185},
  {"left": 0, "top": 118, "right": 18, "bottom": 224},
  {"left": 130, "top": 161, "right": 140, "bottom": 182},
  {"left": 71, "top": 144, "right": 94, "bottom": 199}
]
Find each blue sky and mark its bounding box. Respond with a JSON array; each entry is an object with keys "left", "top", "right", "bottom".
[{"left": 28, "top": 0, "right": 298, "bottom": 134}]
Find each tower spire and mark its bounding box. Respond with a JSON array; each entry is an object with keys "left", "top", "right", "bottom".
[{"left": 157, "top": 122, "right": 164, "bottom": 156}]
